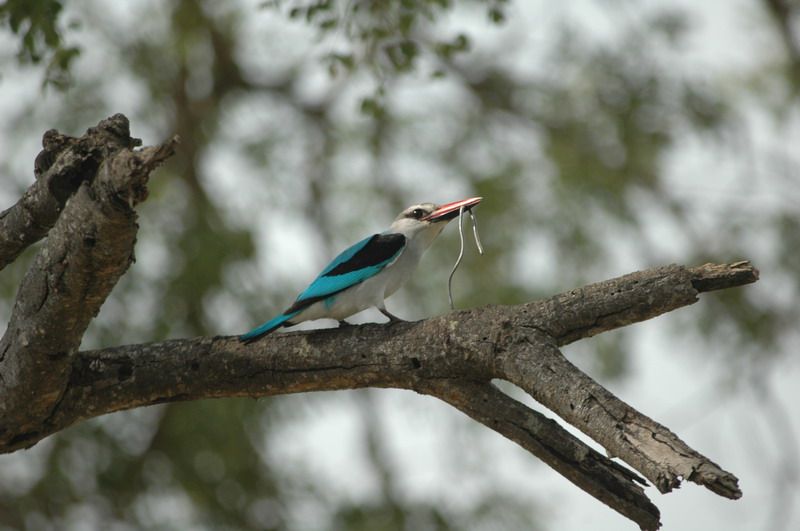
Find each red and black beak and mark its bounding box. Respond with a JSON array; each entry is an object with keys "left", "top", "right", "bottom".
[{"left": 423, "top": 197, "right": 482, "bottom": 222}]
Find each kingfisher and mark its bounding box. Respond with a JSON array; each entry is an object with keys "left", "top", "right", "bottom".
[{"left": 240, "top": 196, "right": 482, "bottom": 342}]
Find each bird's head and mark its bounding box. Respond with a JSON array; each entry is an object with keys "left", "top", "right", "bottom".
[{"left": 390, "top": 197, "right": 482, "bottom": 247}]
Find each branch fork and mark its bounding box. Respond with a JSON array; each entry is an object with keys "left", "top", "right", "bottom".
[{"left": 0, "top": 115, "right": 758, "bottom": 531}]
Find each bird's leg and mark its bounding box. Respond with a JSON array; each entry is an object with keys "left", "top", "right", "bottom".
[{"left": 379, "top": 307, "right": 405, "bottom": 324}]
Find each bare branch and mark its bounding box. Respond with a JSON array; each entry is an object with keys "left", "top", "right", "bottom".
[
  {"left": 494, "top": 336, "right": 741, "bottom": 499},
  {"left": 527, "top": 262, "right": 758, "bottom": 346},
  {"left": 0, "top": 116, "right": 146, "bottom": 270},
  {"left": 0, "top": 115, "right": 176, "bottom": 448},
  {"left": 0, "top": 117, "right": 755, "bottom": 530},
  {"left": 420, "top": 379, "right": 661, "bottom": 531},
  {"left": 21, "top": 333, "right": 665, "bottom": 529},
  {"left": 478, "top": 262, "right": 755, "bottom": 498},
  {"left": 689, "top": 261, "right": 760, "bottom": 293},
  {"left": 0, "top": 261, "right": 756, "bottom": 529}
]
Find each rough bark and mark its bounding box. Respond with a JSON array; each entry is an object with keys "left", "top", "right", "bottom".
[
  {"left": 0, "top": 115, "right": 759, "bottom": 531},
  {"left": 0, "top": 118, "right": 142, "bottom": 270},
  {"left": 2, "top": 263, "right": 757, "bottom": 530},
  {"left": 422, "top": 379, "right": 661, "bottom": 530},
  {"left": 0, "top": 115, "right": 176, "bottom": 448}
]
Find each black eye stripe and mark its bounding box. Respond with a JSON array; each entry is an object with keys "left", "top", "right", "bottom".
[{"left": 402, "top": 206, "right": 434, "bottom": 220}]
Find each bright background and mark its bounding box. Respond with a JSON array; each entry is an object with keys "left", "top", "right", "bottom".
[{"left": 1, "top": 1, "right": 799, "bottom": 530}]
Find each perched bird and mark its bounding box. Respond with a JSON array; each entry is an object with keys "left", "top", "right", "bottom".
[{"left": 240, "top": 197, "right": 482, "bottom": 342}]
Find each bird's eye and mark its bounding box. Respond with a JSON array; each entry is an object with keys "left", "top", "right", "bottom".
[{"left": 411, "top": 208, "right": 424, "bottom": 219}]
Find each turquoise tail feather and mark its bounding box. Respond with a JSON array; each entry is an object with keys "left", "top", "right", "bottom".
[{"left": 240, "top": 311, "right": 300, "bottom": 342}]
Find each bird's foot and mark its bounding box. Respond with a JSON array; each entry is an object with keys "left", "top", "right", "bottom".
[
  {"left": 338, "top": 320, "right": 352, "bottom": 328},
  {"left": 379, "top": 308, "right": 406, "bottom": 324}
]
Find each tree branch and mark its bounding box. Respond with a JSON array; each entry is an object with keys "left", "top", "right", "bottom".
[
  {"left": 478, "top": 263, "right": 755, "bottom": 498},
  {"left": 495, "top": 335, "right": 741, "bottom": 499},
  {"left": 0, "top": 259, "right": 756, "bottom": 529},
  {"left": 528, "top": 262, "right": 758, "bottom": 346},
  {"left": 420, "top": 379, "right": 661, "bottom": 531},
  {"left": 0, "top": 115, "right": 176, "bottom": 447},
  {"left": 0, "top": 115, "right": 759, "bottom": 531},
  {"left": 0, "top": 116, "right": 146, "bottom": 270}
]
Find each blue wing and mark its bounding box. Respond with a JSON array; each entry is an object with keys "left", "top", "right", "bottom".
[
  {"left": 240, "top": 233, "right": 406, "bottom": 342},
  {"left": 287, "top": 232, "right": 406, "bottom": 311}
]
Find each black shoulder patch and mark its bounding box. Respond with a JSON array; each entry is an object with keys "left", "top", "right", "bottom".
[{"left": 325, "top": 233, "right": 406, "bottom": 277}]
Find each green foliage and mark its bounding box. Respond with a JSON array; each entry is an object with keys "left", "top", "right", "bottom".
[
  {"left": 0, "top": 0, "right": 63, "bottom": 60},
  {"left": 0, "top": 0, "right": 79, "bottom": 88},
  {"left": 265, "top": 0, "right": 508, "bottom": 115}
]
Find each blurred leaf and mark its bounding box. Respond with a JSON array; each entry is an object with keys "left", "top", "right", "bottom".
[{"left": 0, "top": 0, "right": 81, "bottom": 89}]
